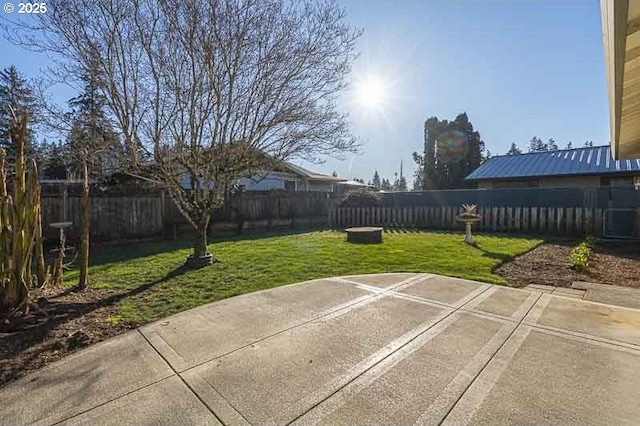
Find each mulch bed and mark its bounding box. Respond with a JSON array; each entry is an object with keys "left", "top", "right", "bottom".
[
  {"left": 0, "top": 285, "right": 134, "bottom": 387},
  {"left": 497, "top": 239, "right": 640, "bottom": 289}
]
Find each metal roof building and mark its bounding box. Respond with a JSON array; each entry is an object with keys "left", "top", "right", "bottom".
[{"left": 466, "top": 145, "right": 640, "bottom": 189}]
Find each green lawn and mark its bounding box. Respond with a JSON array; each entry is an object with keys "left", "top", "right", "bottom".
[{"left": 64, "top": 230, "right": 542, "bottom": 325}]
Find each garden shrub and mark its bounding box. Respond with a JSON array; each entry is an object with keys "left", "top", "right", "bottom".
[
  {"left": 339, "top": 190, "right": 383, "bottom": 207},
  {"left": 569, "top": 242, "right": 591, "bottom": 272}
]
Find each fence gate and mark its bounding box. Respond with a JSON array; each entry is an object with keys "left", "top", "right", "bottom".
[{"left": 602, "top": 208, "right": 640, "bottom": 239}]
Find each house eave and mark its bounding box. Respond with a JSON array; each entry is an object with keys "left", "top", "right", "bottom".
[{"left": 602, "top": 0, "right": 640, "bottom": 159}]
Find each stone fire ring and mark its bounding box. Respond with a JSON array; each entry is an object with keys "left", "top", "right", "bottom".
[{"left": 345, "top": 227, "right": 383, "bottom": 244}]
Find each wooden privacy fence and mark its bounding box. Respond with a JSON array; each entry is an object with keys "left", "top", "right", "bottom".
[
  {"left": 42, "top": 195, "right": 165, "bottom": 241},
  {"left": 330, "top": 205, "right": 606, "bottom": 235},
  {"left": 41, "top": 191, "right": 337, "bottom": 241},
  {"left": 163, "top": 191, "right": 335, "bottom": 225}
]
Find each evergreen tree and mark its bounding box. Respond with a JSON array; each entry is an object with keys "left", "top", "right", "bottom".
[
  {"left": 0, "top": 65, "right": 36, "bottom": 158},
  {"left": 419, "top": 113, "right": 484, "bottom": 189},
  {"left": 528, "top": 136, "right": 547, "bottom": 152},
  {"left": 411, "top": 152, "right": 423, "bottom": 191},
  {"left": 566, "top": 141, "right": 573, "bottom": 149},
  {"left": 506, "top": 142, "right": 522, "bottom": 155},
  {"left": 584, "top": 140, "right": 594, "bottom": 147},
  {"left": 42, "top": 140, "right": 69, "bottom": 179},
  {"left": 372, "top": 170, "right": 381, "bottom": 189},
  {"left": 547, "top": 138, "right": 558, "bottom": 151},
  {"left": 67, "top": 52, "right": 121, "bottom": 178},
  {"left": 331, "top": 170, "right": 338, "bottom": 177},
  {"left": 381, "top": 178, "right": 391, "bottom": 190},
  {"left": 397, "top": 176, "right": 408, "bottom": 191}
]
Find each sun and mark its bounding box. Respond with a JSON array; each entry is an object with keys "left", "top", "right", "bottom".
[{"left": 354, "top": 76, "right": 386, "bottom": 109}]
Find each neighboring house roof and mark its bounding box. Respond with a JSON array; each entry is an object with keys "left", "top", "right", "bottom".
[
  {"left": 466, "top": 145, "right": 640, "bottom": 181},
  {"left": 337, "top": 180, "right": 375, "bottom": 187},
  {"left": 282, "top": 162, "right": 346, "bottom": 182},
  {"left": 124, "top": 161, "right": 344, "bottom": 188}
]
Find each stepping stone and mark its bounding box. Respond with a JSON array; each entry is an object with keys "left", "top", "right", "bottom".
[
  {"left": 552, "top": 287, "right": 586, "bottom": 300},
  {"left": 525, "top": 284, "right": 556, "bottom": 293},
  {"left": 573, "top": 281, "right": 640, "bottom": 310}
]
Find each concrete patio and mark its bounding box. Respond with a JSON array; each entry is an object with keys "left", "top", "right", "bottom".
[{"left": 3, "top": 273, "right": 640, "bottom": 425}]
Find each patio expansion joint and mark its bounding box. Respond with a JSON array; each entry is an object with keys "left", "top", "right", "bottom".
[
  {"left": 174, "top": 274, "right": 430, "bottom": 375},
  {"left": 132, "top": 274, "right": 430, "bottom": 425},
  {"left": 136, "top": 329, "right": 234, "bottom": 426},
  {"left": 442, "top": 290, "right": 640, "bottom": 425},
  {"left": 48, "top": 330, "right": 179, "bottom": 426},
  {"left": 284, "top": 282, "right": 502, "bottom": 425},
  {"left": 438, "top": 290, "right": 544, "bottom": 425}
]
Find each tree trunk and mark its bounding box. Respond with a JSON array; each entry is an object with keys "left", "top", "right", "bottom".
[
  {"left": 34, "top": 193, "right": 47, "bottom": 287},
  {"left": 193, "top": 224, "right": 208, "bottom": 258},
  {"left": 78, "top": 156, "right": 90, "bottom": 289},
  {"left": 185, "top": 215, "right": 215, "bottom": 268}
]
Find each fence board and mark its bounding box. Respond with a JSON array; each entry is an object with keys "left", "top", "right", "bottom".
[
  {"left": 556, "top": 208, "right": 564, "bottom": 232},
  {"left": 548, "top": 209, "right": 555, "bottom": 231},
  {"left": 594, "top": 208, "right": 603, "bottom": 235},
  {"left": 566, "top": 208, "right": 574, "bottom": 234},
  {"left": 538, "top": 207, "right": 546, "bottom": 232}
]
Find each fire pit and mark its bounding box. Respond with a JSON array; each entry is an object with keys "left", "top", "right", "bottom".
[{"left": 345, "top": 227, "right": 383, "bottom": 244}]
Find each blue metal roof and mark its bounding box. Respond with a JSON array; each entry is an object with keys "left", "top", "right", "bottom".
[{"left": 466, "top": 145, "right": 640, "bottom": 181}]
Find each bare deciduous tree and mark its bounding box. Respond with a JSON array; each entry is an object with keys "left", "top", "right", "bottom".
[{"left": 9, "top": 0, "right": 360, "bottom": 267}]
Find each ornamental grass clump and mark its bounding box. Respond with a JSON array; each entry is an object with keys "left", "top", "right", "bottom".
[{"left": 0, "top": 111, "right": 50, "bottom": 314}]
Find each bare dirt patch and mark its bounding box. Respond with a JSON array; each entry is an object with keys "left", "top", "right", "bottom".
[
  {"left": 0, "top": 285, "right": 133, "bottom": 387},
  {"left": 497, "top": 239, "right": 640, "bottom": 289}
]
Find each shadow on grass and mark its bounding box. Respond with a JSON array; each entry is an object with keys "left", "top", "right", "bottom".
[
  {"left": 472, "top": 243, "right": 515, "bottom": 264},
  {"left": 84, "top": 227, "right": 329, "bottom": 267}
]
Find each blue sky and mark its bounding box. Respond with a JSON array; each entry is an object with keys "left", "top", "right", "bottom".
[{"left": 0, "top": 0, "right": 608, "bottom": 187}]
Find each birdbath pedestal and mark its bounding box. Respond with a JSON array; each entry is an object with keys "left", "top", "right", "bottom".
[
  {"left": 49, "top": 221, "right": 73, "bottom": 248},
  {"left": 456, "top": 216, "right": 481, "bottom": 245}
]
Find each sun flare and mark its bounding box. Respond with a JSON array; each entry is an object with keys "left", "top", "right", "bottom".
[{"left": 354, "top": 76, "right": 386, "bottom": 108}]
